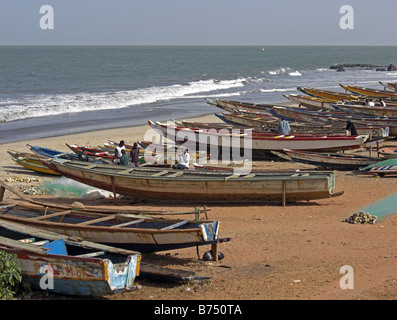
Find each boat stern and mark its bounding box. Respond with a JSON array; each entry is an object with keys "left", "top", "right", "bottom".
[{"left": 200, "top": 221, "right": 220, "bottom": 242}]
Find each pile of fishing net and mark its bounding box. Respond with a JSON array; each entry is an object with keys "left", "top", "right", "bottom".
[{"left": 343, "top": 211, "right": 378, "bottom": 224}]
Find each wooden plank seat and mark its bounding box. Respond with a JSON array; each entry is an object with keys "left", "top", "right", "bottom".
[
  {"left": 109, "top": 218, "right": 145, "bottom": 228},
  {"left": 160, "top": 220, "right": 188, "bottom": 230},
  {"left": 77, "top": 215, "right": 117, "bottom": 226},
  {"left": 151, "top": 170, "right": 169, "bottom": 177},
  {"left": 30, "top": 210, "right": 72, "bottom": 221}
]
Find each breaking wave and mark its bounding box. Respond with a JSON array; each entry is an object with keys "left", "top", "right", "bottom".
[{"left": 0, "top": 78, "right": 245, "bottom": 123}]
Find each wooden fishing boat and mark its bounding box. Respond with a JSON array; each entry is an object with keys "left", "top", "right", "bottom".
[
  {"left": 369, "top": 165, "right": 397, "bottom": 176},
  {"left": 297, "top": 87, "right": 361, "bottom": 101},
  {"left": 0, "top": 195, "right": 230, "bottom": 253},
  {"left": 149, "top": 120, "right": 368, "bottom": 153},
  {"left": 11, "top": 156, "right": 61, "bottom": 175},
  {"left": 217, "top": 111, "right": 389, "bottom": 137},
  {"left": 205, "top": 98, "right": 277, "bottom": 115},
  {"left": 282, "top": 94, "right": 337, "bottom": 110},
  {"left": 336, "top": 103, "right": 397, "bottom": 118},
  {"left": 0, "top": 219, "right": 141, "bottom": 296},
  {"left": 8, "top": 150, "right": 46, "bottom": 161},
  {"left": 340, "top": 84, "right": 397, "bottom": 100},
  {"left": 41, "top": 158, "right": 343, "bottom": 204},
  {"left": 378, "top": 147, "right": 397, "bottom": 159},
  {"left": 215, "top": 112, "right": 279, "bottom": 129},
  {"left": 27, "top": 144, "right": 79, "bottom": 160},
  {"left": 0, "top": 180, "right": 211, "bottom": 218},
  {"left": 269, "top": 107, "right": 390, "bottom": 137},
  {"left": 279, "top": 149, "right": 382, "bottom": 170},
  {"left": 379, "top": 81, "right": 397, "bottom": 92},
  {"left": 66, "top": 143, "right": 117, "bottom": 161}
]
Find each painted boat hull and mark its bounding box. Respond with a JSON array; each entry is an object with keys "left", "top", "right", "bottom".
[
  {"left": 369, "top": 165, "right": 397, "bottom": 175},
  {"left": 283, "top": 94, "right": 336, "bottom": 110},
  {"left": 336, "top": 104, "right": 397, "bottom": 118},
  {"left": 12, "top": 157, "right": 61, "bottom": 175},
  {"left": 282, "top": 149, "right": 381, "bottom": 170},
  {"left": 150, "top": 120, "right": 368, "bottom": 152},
  {"left": 0, "top": 220, "right": 141, "bottom": 296},
  {"left": 341, "top": 84, "right": 397, "bottom": 100},
  {"left": 297, "top": 87, "right": 360, "bottom": 101},
  {"left": 42, "top": 158, "right": 341, "bottom": 203},
  {"left": 0, "top": 203, "right": 226, "bottom": 253}
]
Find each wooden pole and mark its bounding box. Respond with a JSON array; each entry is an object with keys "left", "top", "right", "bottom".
[
  {"left": 211, "top": 243, "right": 219, "bottom": 262},
  {"left": 0, "top": 185, "right": 5, "bottom": 202}
]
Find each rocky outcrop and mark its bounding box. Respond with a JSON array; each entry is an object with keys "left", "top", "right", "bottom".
[
  {"left": 330, "top": 63, "right": 397, "bottom": 71},
  {"left": 387, "top": 64, "right": 397, "bottom": 71}
]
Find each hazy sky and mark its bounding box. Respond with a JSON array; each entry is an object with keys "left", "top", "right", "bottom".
[{"left": 1, "top": 0, "right": 396, "bottom": 45}]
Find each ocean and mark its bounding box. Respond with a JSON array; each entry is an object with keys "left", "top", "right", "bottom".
[{"left": 1, "top": 45, "right": 397, "bottom": 144}]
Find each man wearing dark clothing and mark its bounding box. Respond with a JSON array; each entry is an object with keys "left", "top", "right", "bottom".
[{"left": 346, "top": 120, "right": 357, "bottom": 136}]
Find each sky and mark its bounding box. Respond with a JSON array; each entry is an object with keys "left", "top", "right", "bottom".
[{"left": 0, "top": 0, "right": 396, "bottom": 45}]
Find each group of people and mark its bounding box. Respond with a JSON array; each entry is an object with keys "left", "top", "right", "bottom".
[
  {"left": 114, "top": 140, "right": 140, "bottom": 167},
  {"left": 114, "top": 140, "right": 191, "bottom": 169}
]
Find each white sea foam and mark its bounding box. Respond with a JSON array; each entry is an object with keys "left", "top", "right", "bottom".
[
  {"left": 268, "top": 67, "right": 301, "bottom": 76},
  {"left": 0, "top": 78, "right": 245, "bottom": 122},
  {"left": 259, "top": 87, "right": 296, "bottom": 93},
  {"left": 288, "top": 71, "right": 302, "bottom": 77}
]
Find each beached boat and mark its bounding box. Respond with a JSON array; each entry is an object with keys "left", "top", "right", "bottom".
[
  {"left": 297, "top": 87, "right": 361, "bottom": 101},
  {"left": 282, "top": 94, "right": 337, "bottom": 110},
  {"left": 379, "top": 81, "right": 397, "bottom": 92},
  {"left": 205, "top": 98, "right": 278, "bottom": 116},
  {"left": 11, "top": 156, "right": 61, "bottom": 176},
  {"left": 369, "top": 165, "right": 397, "bottom": 176},
  {"left": 27, "top": 144, "right": 79, "bottom": 160},
  {"left": 0, "top": 198, "right": 229, "bottom": 253},
  {"left": 378, "top": 147, "right": 397, "bottom": 159},
  {"left": 340, "top": 84, "right": 397, "bottom": 100},
  {"left": 277, "top": 149, "right": 382, "bottom": 170},
  {"left": 41, "top": 158, "right": 343, "bottom": 204},
  {"left": 335, "top": 103, "right": 397, "bottom": 118},
  {"left": 269, "top": 107, "right": 390, "bottom": 137},
  {"left": 66, "top": 143, "right": 117, "bottom": 160},
  {"left": 149, "top": 120, "right": 368, "bottom": 153},
  {"left": 0, "top": 219, "right": 141, "bottom": 296}
]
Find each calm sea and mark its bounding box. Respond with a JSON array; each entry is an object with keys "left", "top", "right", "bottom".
[{"left": 1, "top": 45, "right": 396, "bottom": 144}]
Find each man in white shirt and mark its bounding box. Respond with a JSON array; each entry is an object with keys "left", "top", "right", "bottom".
[
  {"left": 178, "top": 148, "right": 190, "bottom": 169},
  {"left": 114, "top": 140, "right": 125, "bottom": 163}
]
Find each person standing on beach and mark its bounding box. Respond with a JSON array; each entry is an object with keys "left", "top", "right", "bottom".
[
  {"left": 277, "top": 119, "right": 291, "bottom": 135},
  {"left": 130, "top": 142, "right": 140, "bottom": 167},
  {"left": 114, "top": 140, "right": 125, "bottom": 163},
  {"left": 346, "top": 120, "right": 358, "bottom": 136}
]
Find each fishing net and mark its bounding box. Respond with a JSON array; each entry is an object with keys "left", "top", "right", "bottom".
[
  {"left": 344, "top": 192, "right": 397, "bottom": 223},
  {"left": 40, "top": 176, "right": 112, "bottom": 198}
]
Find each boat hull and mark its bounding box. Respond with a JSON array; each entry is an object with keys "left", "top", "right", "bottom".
[
  {"left": 43, "top": 159, "right": 340, "bottom": 203},
  {"left": 150, "top": 120, "right": 367, "bottom": 152},
  {"left": 282, "top": 149, "right": 381, "bottom": 170}
]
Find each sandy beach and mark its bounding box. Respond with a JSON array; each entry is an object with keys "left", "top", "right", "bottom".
[{"left": 1, "top": 113, "right": 396, "bottom": 300}]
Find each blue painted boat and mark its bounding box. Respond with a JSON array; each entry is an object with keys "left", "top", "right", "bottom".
[
  {"left": 26, "top": 144, "right": 79, "bottom": 160},
  {"left": 0, "top": 219, "right": 141, "bottom": 296}
]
